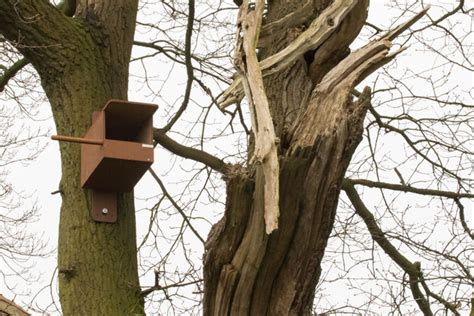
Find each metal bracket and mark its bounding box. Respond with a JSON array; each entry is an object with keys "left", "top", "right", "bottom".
[{"left": 91, "top": 190, "right": 117, "bottom": 223}]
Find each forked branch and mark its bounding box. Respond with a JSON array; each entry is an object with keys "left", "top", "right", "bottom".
[
  {"left": 342, "top": 180, "right": 444, "bottom": 316},
  {"left": 218, "top": 2, "right": 429, "bottom": 109},
  {"left": 218, "top": 0, "right": 360, "bottom": 108}
]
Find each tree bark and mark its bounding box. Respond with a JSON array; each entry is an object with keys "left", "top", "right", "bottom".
[
  {"left": 204, "top": 1, "right": 373, "bottom": 314},
  {"left": 0, "top": 0, "right": 143, "bottom": 314},
  {"left": 204, "top": 1, "right": 428, "bottom": 314}
]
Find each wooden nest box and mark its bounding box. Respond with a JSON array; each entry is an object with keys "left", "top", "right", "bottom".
[
  {"left": 81, "top": 100, "right": 157, "bottom": 191},
  {"left": 52, "top": 100, "right": 158, "bottom": 223}
]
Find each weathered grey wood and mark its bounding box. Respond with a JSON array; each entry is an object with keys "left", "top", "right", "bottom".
[
  {"left": 236, "top": 0, "right": 280, "bottom": 234},
  {"left": 204, "top": 2, "right": 429, "bottom": 315},
  {"left": 218, "top": 0, "right": 359, "bottom": 108}
]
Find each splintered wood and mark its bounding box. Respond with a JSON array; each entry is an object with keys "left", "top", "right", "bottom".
[
  {"left": 230, "top": 0, "right": 430, "bottom": 234},
  {"left": 235, "top": 0, "right": 279, "bottom": 234},
  {"left": 218, "top": 0, "right": 360, "bottom": 109}
]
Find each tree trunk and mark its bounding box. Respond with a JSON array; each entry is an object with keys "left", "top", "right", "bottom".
[
  {"left": 0, "top": 0, "right": 143, "bottom": 314},
  {"left": 204, "top": 1, "right": 371, "bottom": 314}
]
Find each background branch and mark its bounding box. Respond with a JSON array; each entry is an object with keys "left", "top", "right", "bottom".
[
  {"left": 160, "top": 0, "right": 195, "bottom": 133},
  {"left": 345, "top": 178, "right": 474, "bottom": 199},
  {"left": 0, "top": 58, "right": 28, "bottom": 92},
  {"left": 149, "top": 168, "right": 205, "bottom": 244},
  {"left": 342, "top": 179, "right": 436, "bottom": 315},
  {"left": 153, "top": 128, "right": 230, "bottom": 174},
  {"left": 454, "top": 199, "right": 473, "bottom": 240}
]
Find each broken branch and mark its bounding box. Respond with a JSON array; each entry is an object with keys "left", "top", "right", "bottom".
[
  {"left": 218, "top": 2, "right": 430, "bottom": 109},
  {"left": 218, "top": 0, "right": 360, "bottom": 108},
  {"left": 236, "top": 0, "right": 279, "bottom": 234}
]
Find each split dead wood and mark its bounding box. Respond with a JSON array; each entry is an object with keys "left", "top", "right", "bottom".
[
  {"left": 218, "top": 1, "right": 430, "bottom": 109},
  {"left": 218, "top": 0, "right": 361, "bottom": 108},
  {"left": 235, "top": 0, "right": 279, "bottom": 234},
  {"left": 257, "top": 0, "right": 314, "bottom": 48},
  {"left": 224, "top": 2, "right": 429, "bottom": 235}
]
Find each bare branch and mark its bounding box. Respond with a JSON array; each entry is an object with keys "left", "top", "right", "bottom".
[
  {"left": 345, "top": 178, "right": 474, "bottom": 199},
  {"left": 153, "top": 128, "right": 230, "bottom": 174},
  {"left": 0, "top": 58, "right": 28, "bottom": 92},
  {"left": 419, "top": 277, "right": 461, "bottom": 316},
  {"left": 160, "top": 0, "right": 195, "bottom": 133},
  {"left": 149, "top": 168, "right": 205, "bottom": 244},
  {"left": 454, "top": 199, "right": 473, "bottom": 240},
  {"left": 140, "top": 269, "right": 202, "bottom": 298},
  {"left": 368, "top": 105, "right": 463, "bottom": 180},
  {"left": 342, "top": 179, "right": 434, "bottom": 315}
]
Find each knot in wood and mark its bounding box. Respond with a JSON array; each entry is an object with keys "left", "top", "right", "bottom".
[{"left": 326, "top": 17, "right": 335, "bottom": 26}]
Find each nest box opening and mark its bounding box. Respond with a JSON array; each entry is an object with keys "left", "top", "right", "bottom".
[{"left": 104, "top": 101, "right": 155, "bottom": 144}]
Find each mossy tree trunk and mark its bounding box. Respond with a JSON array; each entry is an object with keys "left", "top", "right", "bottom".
[{"left": 0, "top": 0, "right": 143, "bottom": 314}]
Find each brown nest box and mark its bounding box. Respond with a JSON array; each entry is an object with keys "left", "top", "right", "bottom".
[{"left": 52, "top": 100, "right": 158, "bottom": 223}]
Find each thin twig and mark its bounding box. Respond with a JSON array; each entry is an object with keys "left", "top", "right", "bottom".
[
  {"left": 161, "top": 0, "right": 195, "bottom": 133},
  {"left": 149, "top": 168, "right": 205, "bottom": 244}
]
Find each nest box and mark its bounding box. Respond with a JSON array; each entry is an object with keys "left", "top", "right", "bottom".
[{"left": 52, "top": 100, "right": 158, "bottom": 223}]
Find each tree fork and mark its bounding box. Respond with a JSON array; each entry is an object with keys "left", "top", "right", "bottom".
[{"left": 204, "top": 2, "right": 429, "bottom": 315}]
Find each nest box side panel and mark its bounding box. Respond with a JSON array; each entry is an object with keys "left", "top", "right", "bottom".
[
  {"left": 103, "top": 139, "right": 153, "bottom": 162},
  {"left": 137, "top": 117, "right": 153, "bottom": 144},
  {"left": 82, "top": 140, "right": 154, "bottom": 192},
  {"left": 81, "top": 112, "right": 105, "bottom": 188}
]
